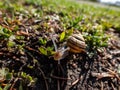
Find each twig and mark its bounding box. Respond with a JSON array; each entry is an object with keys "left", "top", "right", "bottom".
[
  {"left": 58, "top": 64, "right": 65, "bottom": 76},
  {"left": 71, "top": 76, "right": 82, "bottom": 86},
  {"left": 71, "top": 79, "right": 79, "bottom": 86},
  {"left": 111, "top": 82, "right": 115, "bottom": 90},
  {"left": 37, "top": 66, "right": 49, "bottom": 90},
  {"left": 111, "top": 40, "right": 120, "bottom": 49},
  {"left": 51, "top": 64, "right": 69, "bottom": 90},
  {"left": 25, "top": 46, "right": 40, "bottom": 54},
  {"left": 10, "top": 78, "right": 18, "bottom": 90},
  {"left": 16, "top": 31, "right": 29, "bottom": 36},
  {"left": 26, "top": 52, "right": 48, "bottom": 90},
  {"left": 57, "top": 80, "right": 60, "bottom": 90},
  {"left": 91, "top": 72, "right": 114, "bottom": 80},
  {"left": 105, "top": 68, "right": 120, "bottom": 81},
  {"left": 51, "top": 75, "right": 71, "bottom": 80},
  {"left": 101, "top": 81, "right": 103, "bottom": 90}
]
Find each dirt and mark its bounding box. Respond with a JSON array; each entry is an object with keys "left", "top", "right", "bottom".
[
  {"left": 64, "top": 29, "right": 120, "bottom": 90},
  {"left": 0, "top": 3, "right": 120, "bottom": 90},
  {"left": 0, "top": 17, "right": 120, "bottom": 90}
]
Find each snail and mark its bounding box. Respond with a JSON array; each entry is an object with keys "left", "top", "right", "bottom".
[
  {"left": 53, "top": 33, "right": 86, "bottom": 61},
  {"left": 67, "top": 33, "right": 86, "bottom": 53},
  {"left": 53, "top": 47, "right": 70, "bottom": 61}
]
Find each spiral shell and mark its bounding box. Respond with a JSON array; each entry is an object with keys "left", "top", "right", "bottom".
[{"left": 67, "top": 33, "right": 86, "bottom": 53}]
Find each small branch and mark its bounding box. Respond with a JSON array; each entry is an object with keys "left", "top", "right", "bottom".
[
  {"left": 50, "top": 75, "right": 71, "bottom": 80},
  {"left": 71, "top": 76, "right": 82, "bottom": 86},
  {"left": 26, "top": 51, "right": 48, "bottom": 90},
  {"left": 106, "top": 68, "right": 120, "bottom": 81},
  {"left": 57, "top": 80, "right": 60, "bottom": 90},
  {"left": 37, "top": 66, "right": 48, "bottom": 90},
  {"left": 10, "top": 78, "right": 19, "bottom": 90},
  {"left": 111, "top": 82, "right": 115, "bottom": 90},
  {"left": 71, "top": 79, "right": 79, "bottom": 86},
  {"left": 101, "top": 81, "right": 104, "bottom": 90},
  {"left": 25, "top": 46, "right": 40, "bottom": 54},
  {"left": 91, "top": 72, "right": 114, "bottom": 80}
]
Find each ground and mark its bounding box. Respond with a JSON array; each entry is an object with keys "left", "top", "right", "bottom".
[{"left": 0, "top": 0, "right": 120, "bottom": 90}]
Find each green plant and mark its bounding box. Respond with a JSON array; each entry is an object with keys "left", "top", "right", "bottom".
[
  {"left": 0, "top": 26, "right": 13, "bottom": 39},
  {"left": 39, "top": 46, "right": 54, "bottom": 56},
  {"left": 0, "top": 68, "right": 13, "bottom": 90},
  {"left": 0, "top": 68, "right": 13, "bottom": 81},
  {"left": 59, "top": 31, "right": 65, "bottom": 42},
  {"left": 25, "top": 0, "right": 41, "bottom": 6},
  {"left": 85, "top": 28, "right": 108, "bottom": 51},
  {"left": 18, "top": 72, "right": 37, "bottom": 87},
  {"left": 39, "top": 38, "right": 47, "bottom": 45},
  {"left": 0, "top": 84, "right": 11, "bottom": 90}
]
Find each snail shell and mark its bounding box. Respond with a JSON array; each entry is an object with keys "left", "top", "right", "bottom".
[{"left": 67, "top": 33, "right": 86, "bottom": 53}]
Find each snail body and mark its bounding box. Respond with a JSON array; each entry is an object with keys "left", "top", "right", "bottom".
[{"left": 53, "top": 47, "right": 70, "bottom": 61}]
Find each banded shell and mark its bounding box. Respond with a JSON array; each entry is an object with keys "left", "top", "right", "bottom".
[{"left": 67, "top": 33, "right": 86, "bottom": 53}]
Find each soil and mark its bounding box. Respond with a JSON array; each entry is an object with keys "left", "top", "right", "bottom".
[{"left": 0, "top": 3, "right": 120, "bottom": 90}]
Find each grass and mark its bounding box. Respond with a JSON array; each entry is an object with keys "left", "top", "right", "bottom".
[
  {"left": 39, "top": 0, "right": 120, "bottom": 50},
  {"left": 0, "top": 0, "right": 120, "bottom": 89},
  {"left": 41, "top": 0, "right": 120, "bottom": 26}
]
